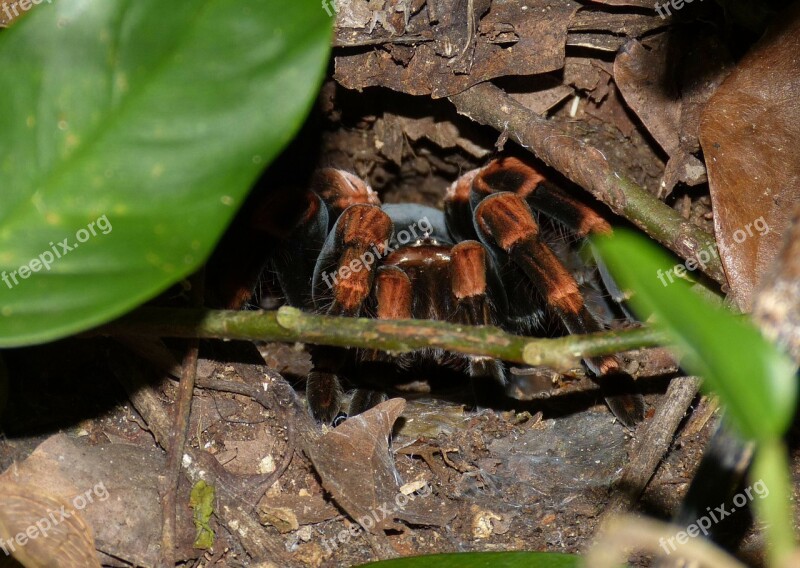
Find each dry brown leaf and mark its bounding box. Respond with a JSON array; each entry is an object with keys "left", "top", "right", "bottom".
[
  {"left": 304, "top": 398, "right": 455, "bottom": 534},
  {"left": 569, "top": 9, "right": 664, "bottom": 37},
  {"left": 0, "top": 482, "right": 101, "bottom": 568},
  {"left": 752, "top": 203, "right": 800, "bottom": 362},
  {"left": 615, "top": 32, "right": 732, "bottom": 195},
  {"left": 506, "top": 77, "right": 574, "bottom": 116},
  {"left": 380, "top": 112, "right": 490, "bottom": 161},
  {"left": 699, "top": 3, "right": 800, "bottom": 310},
  {"left": 0, "top": 434, "right": 193, "bottom": 567},
  {"left": 335, "top": 0, "right": 579, "bottom": 97},
  {"left": 334, "top": 0, "right": 427, "bottom": 41}
]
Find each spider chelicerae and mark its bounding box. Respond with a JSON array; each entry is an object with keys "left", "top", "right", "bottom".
[{"left": 235, "top": 156, "right": 644, "bottom": 426}]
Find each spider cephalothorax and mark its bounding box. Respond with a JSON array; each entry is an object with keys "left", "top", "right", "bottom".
[{"left": 252, "top": 156, "right": 644, "bottom": 426}]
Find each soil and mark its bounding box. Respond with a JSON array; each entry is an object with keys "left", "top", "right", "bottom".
[{"left": 0, "top": 337, "right": 714, "bottom": 568}]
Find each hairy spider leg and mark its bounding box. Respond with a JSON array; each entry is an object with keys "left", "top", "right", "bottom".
[
  {"left": 313, "top": 204, "right": 394, "bottom": 317},
  {"left": 263, "top": 191, "right": 329, "bottom": 311},
  {"left": 471, "top": 157, "right": 611, "bottom": 236},
  {"left": 311, "top": 168, "right": 381, "bottom": 225},
  {"left": 473, "top": 192, "right": 644, "bottom": 427},
  {"left": 459, "top": 157, "right": 643, "bottom": 425},
  {"left": 306, "top": 204, "right": 394, "bottom": 421},
  {"left": 374, "top": 265, "right": 414, "bottom": 320},
  {"left": 471, "top": 156, "right": 629, "bottom": 308},
  {"left": 346, "top": 265, "right": 415, "bottom": 416},
  {"left": 449, "top": 240, "right": 505, "bottom": 383},
  {"left": 306, "top": 346, "right": 349, "bottom": 424},
  {"left": 209, "top": 185, "right": 328, "bottom": 310},
  {"left": 444, "top": 169, "right": 481, "bottom": 242}
]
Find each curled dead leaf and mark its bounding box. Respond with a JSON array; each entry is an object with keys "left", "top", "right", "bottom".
[
  {"left": 304, "top": 398, "right": 455, "bottom": 534},
  {"left": 0, "top": 482, "right": 101, "bottom": 568}
]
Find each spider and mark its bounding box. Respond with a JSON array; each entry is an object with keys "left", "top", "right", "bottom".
[{"left": 237, "top": 156, "right": 644, "bottom": 426}]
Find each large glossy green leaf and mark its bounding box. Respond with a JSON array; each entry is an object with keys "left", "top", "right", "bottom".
[
  {"left": 0, "top": 0, "right": 332, "bottom": 346},
  {"left": 594, "top": 230, "right": 797, "bottom": 440},
  {"left": 355, "top": 552, "right": 580, "bottom": 568}
]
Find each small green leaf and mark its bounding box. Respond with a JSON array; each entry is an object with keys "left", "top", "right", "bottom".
[
  {"left": 0, "top": 0, "right": 332, "bottom": 346},
  {"left": 189, "top": 480, "right": 215, "bottom": 549},
  {"left": 355, "top": 552, "right": 579, "bottom": 568},
  {"left": 594, "top": 230, "right": 797, "bottom": 440}
]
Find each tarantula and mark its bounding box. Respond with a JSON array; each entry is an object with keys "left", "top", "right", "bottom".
[{"left": 243, "top": 156, "right": 644, "bottom": 426}]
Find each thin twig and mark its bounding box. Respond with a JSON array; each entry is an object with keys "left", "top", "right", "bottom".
[
  {"left": 508, "top": 346, "right": 680, "bottom": 401},
  {"left": 161, "top": 272, "right": 204, "bottom": 567},
  {"left": 333, "top": 34, "right": 433, "bottom": 47},
  {"left": 196, "top": 372, "right": 298, "bottom": 505},
  {"left": 96, "top": 306, "right": 668, "bottom": 371},
  {"left": 600, "top": 375, "right": 701, "bottom": 521},
  {"left": 447, "top": 82, "right": 727, "bottom": 286},
  {"left": 160, "top": 338, "right": 198, "bottom": 567}
]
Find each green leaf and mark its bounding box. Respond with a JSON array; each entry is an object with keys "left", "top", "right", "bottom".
[
  {"left": 189, "top": 480, "right": 216, "bottom": 549},
  {"left": 355, "top": 552, "right": 580, "bottom": 568},
  {"left": 0, "top": 0, "right": 332, "bottom": 346},
  {"left": 594, "top": 230, "right": 797, "bottom": 440}
]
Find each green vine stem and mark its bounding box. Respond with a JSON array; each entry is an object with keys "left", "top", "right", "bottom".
[{"left": 96, "top": 306, "right": 668, "bottom": 370}]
